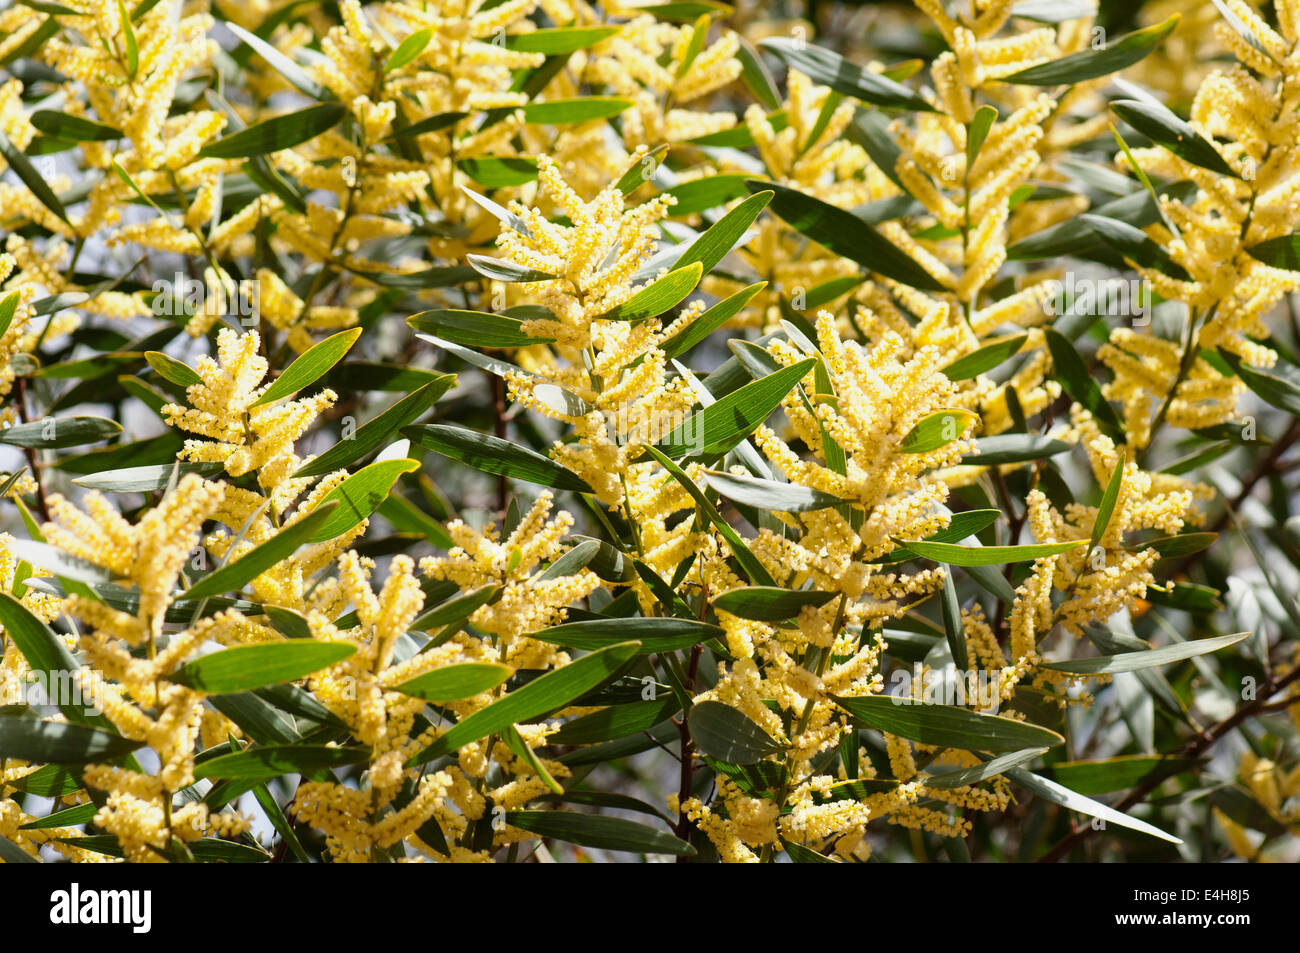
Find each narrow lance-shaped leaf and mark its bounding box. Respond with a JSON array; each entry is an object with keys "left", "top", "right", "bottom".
[
  {"left": 194, "top": 744, "right": 370, "bottom": 781},
  {"left": 671, "top": 190, "right": 772, "bottom": 275},
  {"left": 942, "top": 335, "right": 1027, "bottom": 380},
  {"left": 506, "top": 810, "right": 694, "bottom": 857},
  {"left": 713, "top": 587, "right": 836, "bottom": 622},
  {"left": 199, "top": 103, "right": 347, "bottom": 159},
  {"left": 898, "top": 409, "right": 976, "bottom": 454},
  {"left": 390, "top": 663, "right": 513, "bottom": 702},
  {"left": 251, "top": 327, "right": 361, "bottom": 406},
  {"left": 294, "top": 378, "right": 453, "bottom": 478},
  {"left": 408, "top": 641, "right": 641, "bottom": 765},
  {"left": 597, "top": 263, "right": 702, "bottom": 322},
  {"left": 1002, "top": 15, "right": 1179, "bottom": 85},
  {"left": 404, "top": 424, "right": 594, "bottom": 493},
  {"left": 169, "top": 641, "right": 357, "bottom": 693},
  {"left": 1110, "top": 99, "right": 1237, "bottom": 178},
  {"left": 0, "top": 719, "right": 144, "bottom": 764},
  {"left": 0, "top": 128, "right": 70, "bottom": 225},
  {"left": 657, "top": 358, "right": 815, "bottom": 458},
  {"left": 182, "top": 501, "right": 340, "bottom": 600},
  {"left": 1043, "top": 632, "right": 1248, "bottom": 674},
  {"left": 646, "top": 446, "right": 775, "bottom": 586},
  {"left": 688, "top": 700, "right": 785, "bottom": 764},
  {"left": 1008, "top": 768, "right": 1181, "bottom": 844},
  {"left": 752, "top": 181, "right": 947, "bottom": 292},
  {"left": 898, "top": 538, "right": 1087, "bottom": 566},
  {"left": 833, "top": 695, "right": 1064, "bottom": 753},
  {"left": 759, "top": 36, "right": 936, "bottom": 111},
  {"left": 308, "top": 458, "right": 419, "bottom": 542}
]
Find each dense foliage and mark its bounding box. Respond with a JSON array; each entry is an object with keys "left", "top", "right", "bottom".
[{"left": 0, "top": 0, "right": 1299, "bottom": 863}]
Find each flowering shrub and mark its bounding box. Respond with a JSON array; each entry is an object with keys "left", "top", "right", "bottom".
[{"left": 0, "top": 0, "right": 1299, "bottom": 864}]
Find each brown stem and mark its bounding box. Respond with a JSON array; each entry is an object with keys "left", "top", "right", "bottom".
[
  {"left": 675, "top": 643, "right": 702, "bottom": 859},
  {"left": 1035, "top": 664, "right": 1300, "bottom": 862},
  {"left": 14, "top": 376, "right": 50, "bottom": 522}
]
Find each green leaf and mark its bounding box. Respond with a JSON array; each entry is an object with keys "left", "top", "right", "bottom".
[
  {"left": 199, "top": 103, "right": 347, "bottom": 159},
  {"left": 614, "top": 143, "right": 669, "bottom": 194},
  {"left": 942, "top": 335, "right": 1028, "bottom": 380},
  {"left": 833, "top": 696, "right": 1064, "bottom": 753},
  {"left": 1043, "top": 632, "right": 1247, "bottom": 674},
  {"left": 308, "top": 458, "right": 418, "bottom": 543},
  {"left": 671, "top": 190, "right": 772, "bottom": 275},
  {"left": 535, "top": 617, "right": 722, "bottom": 654},
  {"left": 1048, "top": 755, "right": 1199, "bottom": 796},
  {"left": 522, "top": 98, "right": 632, "bottom": 124},
  {"left": 782, "top": 840, "right": 837, "bottom": 862},
  {"left": 939, "top": 565, "right": 968, "bottom": 669},
  {"left": 225, "top": 22, "right": 335, "bottom": 100},
  {"left": 182, "top": 501, "right": 340, "bottom": 600},
  {"left": 506, "top": 810, "right": 694, "bottom": 856},
  {"left": 1043, "top": 327, "right": 1125, "bottom": 441},
  {"left": 4, "top": 539, "right": 117, "bottom": 587},
  {"left": 961, "top": 434, "right": 1072, "bottom": 465},
  {"left": 924, "top": 747, "right": 1049, "bottom": 789},
  {"left": 0, "top": 415, "right": 121, "bottom": 449},
  {"left": 411, "top": 584, "right": 500, "bottom": 631},
  {"left": 0, "top": 128, "right": 69, "bottom": 224},
  {"left": 1008, "top": 181, "right": 1195, "bottom": 261},
  {"left": 899, "top": 409, "right": 976, "bottom": 453},
  {"left": 0, "top": 292, "right": 18, "bottom": 337},
  {"left": 385, "top": 27, "right": 432, "bottom": 71},
  {"left": 0, "top": 718, "right": 143, "bottom": 764},
  {"left": 736, "top": 33, "right": 780, "bottom": 109},
  {"left": 597, "top": 263, "right": 702, "bottom": 321},
  {"left": 116, "top": 0, "right": 137, "bottom": 76},
  {"left": 0, "top": 837, "right": 38, "bottom": 864},
  {"left": 753, "top": 181, "right": 946, "bottom": 292},
  {"left": 504, "top": 724, "right": 563, "bottom": 795},
  {"left": 194, "top": 744, "right": 370, "bottom": 781},
  {"left": 1008, "top": 768, "right": 1180, "bottom": 844},
  {"left": 503, "top": 26, "right": 620, "bottom": 54},
  {"left": 713, "top": 586, "right": 836, "bottom": 622},
  {"left": 1002, "top": 15, "right": 1179, "bottom": 85},
  {"left": 1246, "top": 233, "right": 1300, "bottom": 270},
  {"left": 663, "top": 174, "right": 750, "bottom": 215},
  {"left": 408, "top": 641, "right": 640, "bottom": 765},
  {"left": 1218, "top": 348, "right": 1300, "bottom": 415},
  {"left": 659, "top": 284, "right": 765, "bottom": 363},
  {"left": 1090, "top": 450, "right": 1125, "bottom": 550},
  {"left": 145, "top": 350, "right": 202, "bottom": 387},
  {"left": 657, "top": 357, "right": 814, "bottom": 458},
  {"left": 1110, "top": 99, "right": 1236, "bottom": 177},
  {"left": 900, "top": 538, "right": 1085, "bottom": 566},
  {"left": 294, "top": 378, "right": 452, "bottom": 478},
  {"left": 688, "top": 700, "right": 785, "bottom": 764},
  {"left": 759, "top": 37, "right": 935, "bottom": 111},
  {"left": 702, "top": 468, "right": 852, "bottom": 512},
  {"left": 170, "top": 641, "right": 356, "bottom": 693},
  {"left": 29, "top": 110, "right": 122, "bottom": 142},
  {"left": 19, "top": 801, "right": 97, "bottom": 830},
  {"left": 390, "top": 663, "right": 513, "bottom": 702},
  {"left": 646, "top": 446, "right": 774, "bottom": 586},
  {"left": 1079, "top": 213, "right": 1180, "bottom": 273},
  {"left": 457, "top": 156, "right": 539, "bottom": 188},
  {"left": 404, "top": 424, "right": 593, "bottom": 493},
  {"left": 551, "top": 696, "right": 681, "bottom": 746},
  {"left": 251, "top": 327, "right": 361, "bottom": 407},
  {"left": 1130, "top": 532, "right": 1216, "bottom": 559},
  {"left": 966, "top": 105, "right": 998, "bottom": 168},
  {"left": 465, "top": 254, "right": 557, "bottom": 283}
]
